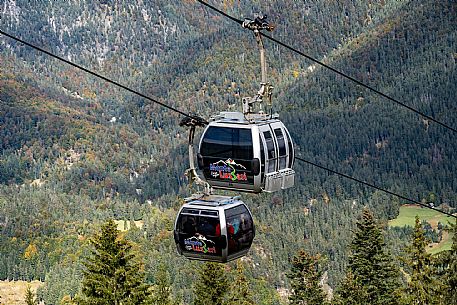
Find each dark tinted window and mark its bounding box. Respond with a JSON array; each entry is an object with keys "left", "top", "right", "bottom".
[
  {"left": 263, "top": 131, "right": 275, "bottom": 159},
  {"left": 263, "top": 130, "right": 276, "bottom": 173},
  {"left": 275, "top": 128, "right": 287, "bottom": 169},
  {"left": 285, "top": 129, "right": 294, "bottom": 168},
  {"left": 225, "top": 204, "right": 248, "bottom": 218},
  {"left": 201, "top": 127, "right": 253, "bottom": 160},
  {"left": 177, "top": 214, "right": 222, "bottom": 256},
  {"left": 200, "top": 210, "right": 218, "bottom": 217},
  {"left": 225, "top": 205, "right": 254, "bottom": 256},
  {"left": 274, "top": 129, "right": 286, "bottom": 156},
  {"left": 259, "top": 134, "right": 265, "bottom": 180},
  {"left": 181, "top": 208, "right": 201, "bottom": 215}
]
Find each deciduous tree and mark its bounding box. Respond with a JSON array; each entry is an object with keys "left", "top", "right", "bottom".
[
  {"left": 151, "top": 263, "right": 173, "bottom": 305},
  {"left": 443, "top": 219, "right": 457, "bottom": 304}
]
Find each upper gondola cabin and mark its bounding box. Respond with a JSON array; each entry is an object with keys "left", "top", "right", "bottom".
[{"left": 197, "top": 112, "right": 295, "bottom": 193}]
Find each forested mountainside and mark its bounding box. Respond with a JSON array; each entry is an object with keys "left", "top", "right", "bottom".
[{"left": 0, "top": 0, "right": 456, "bottom": 304}]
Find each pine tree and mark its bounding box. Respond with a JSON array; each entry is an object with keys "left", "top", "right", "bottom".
[
  {"left": 401, "top": 216, "right": 442, "bottom": 305},
  {"left": 337, "top": 208, "right": 400, "bottom": 305},
  {"left": 226, "top": 261, "right": 254, "bottom": 305},
  {"left": 193, "top": 262, "right": 228, "bottom": 305},
  {"left": 286, "top": 249, "right": 328, "bottom": 305},
  {"left": 443, "top": 219, "right": 457, "bottom": 305},
  {"left": 25, "top": 285, "right": 37, "bottom": 305},
  {"left": 76, "top": 219, "right": 151, "bottom": 305},
  {"left": 151, "top": 263, "right": 173, "bottom": 305},
  {"left": 333, "top": 272, "right": 368, "bottom": 305}
]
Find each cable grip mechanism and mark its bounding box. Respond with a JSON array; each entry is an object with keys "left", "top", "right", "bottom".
[{"left": 241, "top": 15, "right": 275, "bottom": 121}]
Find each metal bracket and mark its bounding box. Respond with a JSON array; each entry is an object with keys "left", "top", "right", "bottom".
[
  {"left": 242, "top": 15, "right": 275, "bottom": 32},
  {"left": 241, "top": 15, "right": 275, "bottom": 120},
  {"left": 179, "top": 116, "right": 212, "bottom": 196}
]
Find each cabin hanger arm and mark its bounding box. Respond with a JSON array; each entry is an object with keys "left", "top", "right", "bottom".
[
  {"left": 242, "top": 14, "right": 275, "bottom": 120},
  {"left": 179, "top": 116, "right": 213, "bottom": 196}
]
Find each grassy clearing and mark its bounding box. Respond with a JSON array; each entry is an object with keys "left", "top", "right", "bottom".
[
  {"left": 389, "top": 205, "right": 455, "bottom": 254},
  {"left": 114, "top": 219, "right": 144, "bottom": 232},
  {"left": 428, "top": 231, "right": 454, "bottom": 255},
  {"left": 0, "top": 280, "right": 42, "bottom": 305},
  {"left": 388, "top": 205, "right": 454, "bottom": 228}
]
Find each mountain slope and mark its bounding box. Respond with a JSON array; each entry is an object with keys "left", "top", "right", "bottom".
[{"left": 0, "top": 0, "right": 456, "bottom": 303}]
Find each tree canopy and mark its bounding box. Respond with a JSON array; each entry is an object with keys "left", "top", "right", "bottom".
[{"left": 77, "top": 219, "right": 151, "bottom": 305}]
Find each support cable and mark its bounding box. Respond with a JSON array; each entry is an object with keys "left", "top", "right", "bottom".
[
  {"left": 196, "top": 0, "right": 457, "bottom": 134},
  {"left": 296, "top": 157, "right": 456, "bottom": 219},
  {"left": 1, "top": 28, "right": 455, "bottom": 219},
  {"left": 0, "top": 29, "right": 207, "bottom": 124}
]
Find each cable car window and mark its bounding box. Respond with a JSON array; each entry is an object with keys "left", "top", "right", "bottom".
[
  {"left": 263, "top": 131, "right": 276, "bottom": 173},
  {"left": 263, "top": 131, "right": 274, "bottom": 159},
  {"left": 259, "top": 134, "right": 265, "bottom": 164},
  {"left": 200, "top": 210, "right": 218, "bottom": 217},
  {"left": 201, "top": 127, "right": 253, "bottom": 160},
  {"left": 285, "top": 130, "right": 294, "bottom": 168},
  {"left": 259, "top": 134, "right": 265, "bottom": 179},
  {"left": 177, "top": 214, "right": 222, "bottom": 256},
  {"left": 225, "top": 205, "right": 254, "bottom": 256},
  {"left": 274, "top": 128, "right": 287, "bottom": 170},
  {"left": 181, "top": 208, "right": 200, "bottom": 215}
]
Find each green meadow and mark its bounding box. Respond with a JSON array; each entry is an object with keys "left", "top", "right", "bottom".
[
  {"left": 389, "top": 205, "right": 455, "bottom": 254},
  {"left": 389, "top": 205, "right": 454, "bottom": 228},
  {"left": 428, "top": 234, "right": 453, "bottom": 255}
]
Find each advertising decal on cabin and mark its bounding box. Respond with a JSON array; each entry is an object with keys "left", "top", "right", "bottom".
[
  {"left": 184, "top": 235, "right": 217, "bottom": 254},
  {"left": 209, "top": 158, "right": 248, "bottom": 181}
]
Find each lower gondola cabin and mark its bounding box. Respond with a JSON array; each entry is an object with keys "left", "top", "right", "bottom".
[{"left": 174, "top": 195, "right": 255, "bottom": 263}]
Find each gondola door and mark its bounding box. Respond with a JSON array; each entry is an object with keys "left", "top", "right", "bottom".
[{"left": 258, "top": 124, "right": 281, "bottom": 192}]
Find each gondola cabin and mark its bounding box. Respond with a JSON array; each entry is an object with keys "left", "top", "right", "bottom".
[
  {"left": 174, "top": 195, "right": 255, "bottom": 263},
  {"left": 197, "top": 112, "right": 295, "bottom": 193}
]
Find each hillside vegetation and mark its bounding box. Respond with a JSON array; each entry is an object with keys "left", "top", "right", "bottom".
[{"left": 0, "top": 0, "right": 456, "bottom": 303}]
